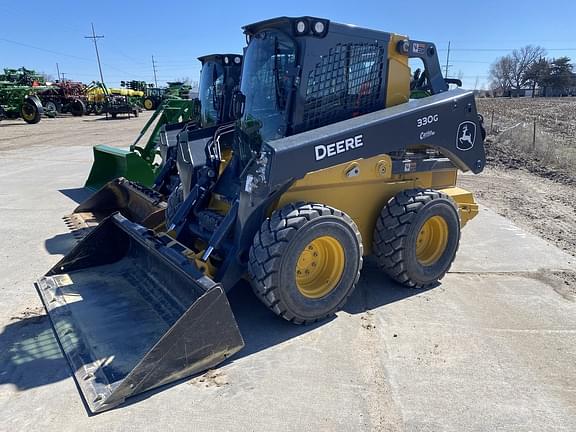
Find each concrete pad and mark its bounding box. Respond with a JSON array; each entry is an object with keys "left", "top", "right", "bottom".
[
  {"left": 454, "top": 206, "right": 575, "bottom": 273},
  {"left": 1, "top": 119, "right": 576, "bottom": 431}
]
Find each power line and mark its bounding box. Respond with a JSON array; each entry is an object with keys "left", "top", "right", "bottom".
[
  {"left": 84, "top": 23, "right": 105, "bottom": 84},
  {"left": 0, "top": 38, "right": 92, "bottom": 61}
]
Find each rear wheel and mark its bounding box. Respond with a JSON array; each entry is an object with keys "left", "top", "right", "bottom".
[
  {"left": 249, "top": 203, "right": 363, "bottom": 324},
  {"left": 373, "top": 189, "right": 460, "bottom": 289},
  {"left": 143, "top": 97, "right": 155, "bottom": 110},
  {"left": 21, "top": 99, "right": 41, "bottom": 124}
]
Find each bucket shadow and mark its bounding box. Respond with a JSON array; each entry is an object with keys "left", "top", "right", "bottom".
[
  {"left": 2, "top": 253, "right": 431, "bottom": 414},
  {"left": 44, "top": 232, "right": 78, "bottom": 255},
  {"left": 58, "top": 188, "right": 93, "bottom": 204}
]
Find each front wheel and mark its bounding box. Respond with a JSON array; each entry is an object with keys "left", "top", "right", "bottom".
[
  {"left": 373, "top": 189, "right": 460, "bottom": 289},
  {"left": 70, "top": 99, "right": 85, "bottom": 116},
  {"left": 249, "top": 203, "right": 363, "bottom": 324}
]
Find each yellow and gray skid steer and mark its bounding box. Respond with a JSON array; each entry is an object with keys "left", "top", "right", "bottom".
[
  {"left": 64, "top": 54, "right": 243, "bottom": 240},
  {"left": 36, "top": 17, "right": 485, "bottom": 413}
]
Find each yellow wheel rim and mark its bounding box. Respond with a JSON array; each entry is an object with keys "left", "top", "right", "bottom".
[
  {"left": 296, "top": 235, "right": 345, "bottom": 299},
  {"left": 22, "top": 106, "right": 35, "bottom": 121},
  {"left": 416, "top": 215, "right": 449, "bottom": 266},
  {"left": 144, "top": 99, "right": 153, "bottom": 110}
]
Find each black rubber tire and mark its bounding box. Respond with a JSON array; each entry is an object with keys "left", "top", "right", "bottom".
[
  {"left": 20, "top": 99, "right": 41, "bottom": 124},
  {"left": 44, "top": 100, "right": 60, "bottom": 113},
  {"left": 70, "top": 99, "right": 85, "bottom": 116},
  {"left": 165, "top": 183, "right": 183, "bottom": 227},
  {"left": 373, "top": 189, "right": 460, "bottom": 289},
  {"left": 248, "top": 202, "right": 363, "bottom": 324}
]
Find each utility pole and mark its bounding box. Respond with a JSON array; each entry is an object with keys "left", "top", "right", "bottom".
[
  {"left": 60, "top": 72, "right": 67, "bottom": 82},
  {"left": 152, "top": 55, "right": 158, "bottom": 88},
  {"left": 85, "top": 23, "right": 105, "bottom": 84},
  {"left": 56, "top": 63, "right": 61, "bottom": 81},
  {"left": 444, "top": 41, "right": 451, "bottom": 78}
]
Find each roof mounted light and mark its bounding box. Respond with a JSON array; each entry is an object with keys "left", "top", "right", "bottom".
[
  {"left": 224, "top": 56, "right": 230, "bottom": 64},
  {"left": 234, "top": 56, "right": 241, "bottom": 64},
  {"left": 295, "top": 20, "right": 308, "bottom": 34},
  {"left": 313, "top": 21, "right": 325, "bottom": 34}
]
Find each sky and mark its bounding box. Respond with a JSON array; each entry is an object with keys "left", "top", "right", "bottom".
[{"left": 1, "top": 0, "right": 575, "bottom": 90}]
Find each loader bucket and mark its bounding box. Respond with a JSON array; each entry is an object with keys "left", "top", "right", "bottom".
[
  {"left": 64, "top": 177, "right": 166, "bottom": 240},
  {"left": 35, "top": 214, "right": 244, "bottom": 413},
  {"left": 84, "top": 145, "right": 156, "bottom": 190}
]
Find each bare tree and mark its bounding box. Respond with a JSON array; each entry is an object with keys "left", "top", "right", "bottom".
[
  {"left": 489, "top": 45, "right": 546, "bottom": 96},
  {"left": 510, "top": 45, "right": 547, "bottom": 95},
  {"left": 489, "top": 55, "right": 514, "bottom": 92}
]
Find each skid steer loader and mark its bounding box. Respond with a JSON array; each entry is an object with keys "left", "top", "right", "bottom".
[
  {"left": 36, "top": 17, "right": 485, "bottom": 413},
  {"left": 65, "top": 54, "right": 242, "bottom": 240}
]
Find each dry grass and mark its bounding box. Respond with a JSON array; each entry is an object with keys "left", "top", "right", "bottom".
[{"left": 476, "top": 98, "right": 576, "bottom": 183}]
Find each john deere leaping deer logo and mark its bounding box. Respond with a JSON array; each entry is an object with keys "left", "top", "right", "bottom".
[{"left": 456, "top": 121, "right": 476, "bottom": 151}]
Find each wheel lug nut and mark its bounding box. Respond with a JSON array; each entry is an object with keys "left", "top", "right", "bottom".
[{"left": 313, "top": 253, "right": 318, "bottom": 257}]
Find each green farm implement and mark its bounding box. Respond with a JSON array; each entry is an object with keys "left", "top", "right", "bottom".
[{"left": 84, "top": 98, "right": 199, "bottom": 189}]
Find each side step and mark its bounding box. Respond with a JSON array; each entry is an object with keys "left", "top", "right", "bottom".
[
  {"left": 63, "top": 177, "right": 167, "bottom": 240},
  {"left": 36, "top": 214, "right": 244, "bottom": 413}
]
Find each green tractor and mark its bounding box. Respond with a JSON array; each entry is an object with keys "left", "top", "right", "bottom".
[
  {"left": 142, "top": 87, "right": 166, "bottom": 110},
  {"left": 0, "top": 83, "right": 44, "bottom": 124},
  {"left": 120, "top": 81, "right": 168, "bottom": 111},
  {"left": 0, "top": 67, "right": 49, "bottom": 123}
]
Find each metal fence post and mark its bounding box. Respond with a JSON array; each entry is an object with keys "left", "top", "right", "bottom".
[
  {"left": 532, "top": 118, "right": 537, "bottom": 150},
  {"left": 490, "top": 110, "right": 494, "bottom": 134}
]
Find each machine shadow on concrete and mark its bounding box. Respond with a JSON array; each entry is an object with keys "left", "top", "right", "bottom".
[
  {"left": 58, "top": 188, "right": 93, "bottom": 205},
  {"left": 1, "top": 256, "right": 429, "bottom": 413}
]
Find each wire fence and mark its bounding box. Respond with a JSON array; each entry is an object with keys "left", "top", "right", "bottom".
[{"left": 485, "top": 109, "right": 576, "bottom": 173}]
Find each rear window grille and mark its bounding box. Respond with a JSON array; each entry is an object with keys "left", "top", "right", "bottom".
[{"left": 302, "top": 43, "right": 385, "bottom": 131}]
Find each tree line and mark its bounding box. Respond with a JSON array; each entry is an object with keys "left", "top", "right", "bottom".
[{"left": 489, "top": 46, "right": 575, "bottom": 96}]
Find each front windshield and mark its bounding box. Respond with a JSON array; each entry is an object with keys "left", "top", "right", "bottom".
[
  {"left": 199, "top": 61, "right": 225, "bottom": 127},
  {"left": 239, "top": 30, "right": 296, "bottom": 150}
]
